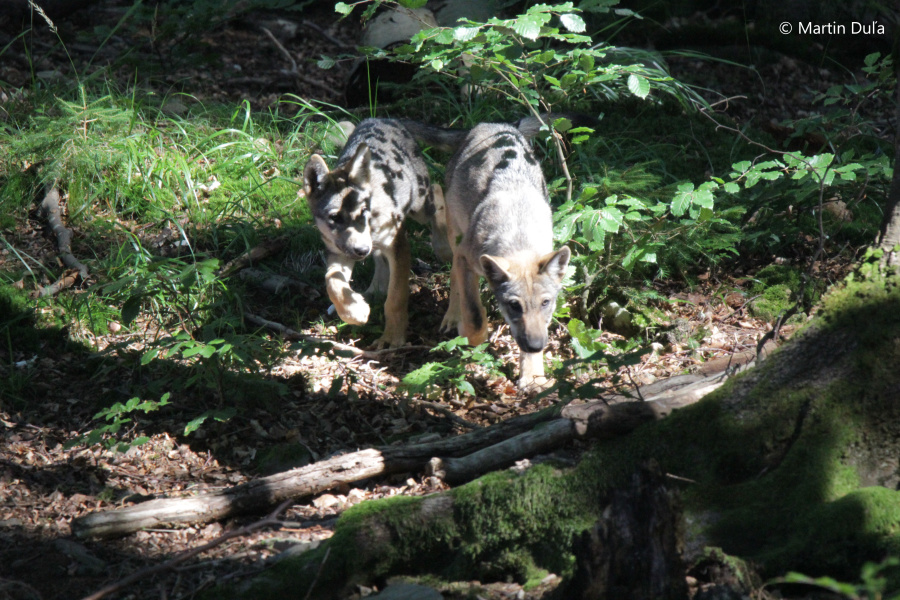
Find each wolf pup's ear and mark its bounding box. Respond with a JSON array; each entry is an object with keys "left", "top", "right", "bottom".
[
  {"left": 480, "top": 255, "right": 512, "bottom": 286},
  {"left": 347, "top": 143, "right": 372, "bottom": 187},
  {"left": 303, "top": 155, "right": 330, "bottom": 198},
  {"left": 538, "top": 246, "right": 571, "bottom": 283}
]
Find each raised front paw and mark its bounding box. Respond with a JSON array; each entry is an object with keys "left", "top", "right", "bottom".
[{"left": 334, "top": 293, "right": 370, "bottom": 325}]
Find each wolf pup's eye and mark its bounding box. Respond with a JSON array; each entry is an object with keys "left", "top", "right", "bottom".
[
  {"left": 508, "top": 300, "right": 522, "bottom": 314},
  {"left": 541, "top": 298, "right": 551, "bottom": 308},
  {"left": 328, "top": 213, "right": 342, "bottom": 225}
]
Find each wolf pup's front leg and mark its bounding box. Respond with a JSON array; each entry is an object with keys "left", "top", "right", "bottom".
[
  {"left": 518, "top": 351, "right": 551, "bottom": 392},
  {"left": 325, "top": 253, "right": 370, "bottom": 325},
  {"left": 372, "top": 224, "right": 410, "bottom": 349}
]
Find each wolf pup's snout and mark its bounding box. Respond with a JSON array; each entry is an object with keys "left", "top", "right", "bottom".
[
  {"left": 348, "top": 241, "right": 371, "bottom": 259},
  {"left": 517, "top": 332, "right": 547, "bottom": 354}
]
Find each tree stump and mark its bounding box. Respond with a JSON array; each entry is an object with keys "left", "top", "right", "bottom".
[{"left": 566, "top": 460, "right": 688, "bottom": 600}]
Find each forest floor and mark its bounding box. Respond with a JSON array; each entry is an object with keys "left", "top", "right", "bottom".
[{"left": 0, "top": 3, "right": 886, "bottom": 600}]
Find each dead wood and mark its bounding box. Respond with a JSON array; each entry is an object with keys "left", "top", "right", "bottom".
[
  {"left": 71, "top": 366, "right": 718, "bottom": 539},
  {"left": 261, "top": 26, "right": 342, "bottom": 98},
  {"left": 429, "top": 390, "right": 710, "bottom": 484},
  {"left": 239, "top": 267, "right": 320, "bottom": 298},
  {"left": 565, "top": 461, "right": 687, "bottom": 600},
  {"left": 40, "top": 187, "right": 88, "bottom": 279},
  {"left": 244, "top": 312, "right": 432, "bottom": 360},
  {"left": 217, "top": 236, "right": 288, "bottom": 277},
  {"left": 29, "top": 268, "right": 80, "bottom": 299},
  {"left": 71, "top": 408, "right": 560, "bottom": 539},
  {"left": 79, "top": 500, "right": 294, "bottom": 600},
  {"left": 427, "top": 419, "right": 575, "bottom": 484}
]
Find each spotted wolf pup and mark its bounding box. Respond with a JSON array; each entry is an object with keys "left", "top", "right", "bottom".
[
  {"left": 440, "top": 122, "right": 571, "bottom": 392},
  {"left": 303, "top": 118, "right": 452, "bottom": 349}
]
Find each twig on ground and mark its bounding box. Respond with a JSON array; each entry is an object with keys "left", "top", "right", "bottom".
[
  {"left": 244, "top": 313, "right": 432, "bottom": 360},
  {"left": 261, "top": 26, "right": 342, "bottom": 98},
  {"left": 261, "top": 26, "right": 298, "bottom": 72},
  {"left": 79, "top": 499, "right": 294, "bottom": 600},
  {"left": 303, "top": 547, "right": 331, "bottom": 600},
  {"left": 40, "top": 186, "right": 88, "bottom": 279},
  {"left": 300, "top": 19, "right": 353, "bottom": 50},
  {"left": 413, "top": 399, "right": 482, "bottom": 430},
  {"left": 239, "top": 268, "right": 320, "bottom": 298},
  {"left": 217, "top": 236, "right": 288, "bottom": 277},
  {"left": 29, "top": 268, "right": 79, "bottom": 298}
]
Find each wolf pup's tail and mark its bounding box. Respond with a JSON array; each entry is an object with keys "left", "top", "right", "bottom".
[
  {"left": 401, "top": 112, "right": 600, "bottom": 152},
  {"left": 513, "top": 112, "right": 601, "bottom": 138},
  {"left": 399, "top": 120, "right": 469, "bottom": 153}
]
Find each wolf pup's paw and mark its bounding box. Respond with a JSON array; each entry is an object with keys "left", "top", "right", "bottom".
[
  {"left": 461, "top": 324, "right": 488, "bottom": 346},
  {"left": 517, "top": 375, "right": 553, "bottom": 394},
  {"left": 371, "top": 330, "right": 406, "bottom": 350},
  {"left": 439, "top": 312, "right": 460, "bottom": 335},
  {"left": 335, "top": 293, "right": 371, "bottom": 325}
]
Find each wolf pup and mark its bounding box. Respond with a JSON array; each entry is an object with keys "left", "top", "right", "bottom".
[
  {"left": 440, "top": 122, "right": 570, "bottom": 392},
  {"left": 303, "top": 118, "right": 450, "bottom": 348}
]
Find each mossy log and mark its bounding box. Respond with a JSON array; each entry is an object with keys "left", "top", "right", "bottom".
[
  {"left": 219, "top": 268, "right": 900, "bottom": 599},
  {"left": 73, "top": 385, "right": 705, "bottom": 539}
]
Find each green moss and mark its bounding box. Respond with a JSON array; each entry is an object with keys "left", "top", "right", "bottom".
[
  {"left": 220, "top": 270, "right": 900, "bottom": 598},
  {"left": 785, "top": 487, "right": 900, "bottom": 582},
  {"left": 214, "top": 463, "right": 603, "bottom": 599},
  {"left": 747, "top": 264, "right": 816, "bottom": 321}
]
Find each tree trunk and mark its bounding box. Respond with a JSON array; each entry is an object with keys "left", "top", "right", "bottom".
[
  {"left": 565, "top": 461, "right": 688, "bottom": 600},
  {"left": 878, "top": 40, "right": 900, "bottom": 263}
]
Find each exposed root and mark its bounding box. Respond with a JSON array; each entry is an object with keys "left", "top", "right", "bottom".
[{"left": 39, "top": 186, "right": 88, "bottom": 279}]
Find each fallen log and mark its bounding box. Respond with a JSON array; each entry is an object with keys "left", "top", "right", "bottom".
[
  {"left": 72, "top": 407, "right": 560, "bottom": 539},
  {"left": 71, "top": 368, "right": 722, "bottom": 539},
  {"left": 428, "top": 391, "right": 712, "bottom": 484}
]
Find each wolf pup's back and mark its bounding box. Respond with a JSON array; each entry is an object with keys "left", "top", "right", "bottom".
[{"left": 444, "top": 123, "right": 554, "bottom": 260}]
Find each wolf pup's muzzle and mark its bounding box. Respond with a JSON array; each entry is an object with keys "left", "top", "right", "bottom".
[
  {"left": 516, "top": 332, "right": 547, "bottom": 354},
  {"left": 346, "top": 242, "right": 372, "bottom": 260}
]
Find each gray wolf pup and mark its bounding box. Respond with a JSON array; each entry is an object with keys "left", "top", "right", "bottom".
[
  {"left": 303, "top": 118, "right": 451, "bottom": 348},
  {"left": 440, "top": 122, "right": 571, "bottom": 391}
]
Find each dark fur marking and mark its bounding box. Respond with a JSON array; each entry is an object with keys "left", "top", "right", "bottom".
[
  {"left": 344, "top": 189, "right": 360, "bottom": 210},
  {"left": 496, "top": 148, "right": 518, "bottom": 170},
  {"left": 491, "top": 136, "right": 517, "bottom": 149},
  {"left": 460, "top": 148, "right": 489, "bottom": 172},
  {"left": 467, "top": 296, "right": 484, "bottom": 332}
]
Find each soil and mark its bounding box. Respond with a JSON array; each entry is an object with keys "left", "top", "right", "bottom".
[{"left": 0, "top": 3, "right": 889, "bottom": 600}]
